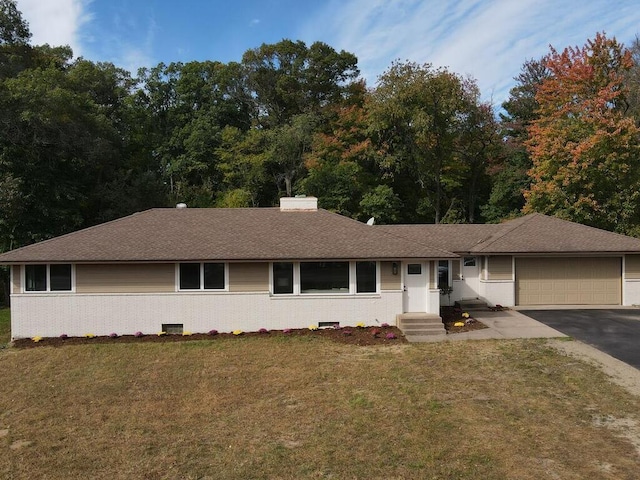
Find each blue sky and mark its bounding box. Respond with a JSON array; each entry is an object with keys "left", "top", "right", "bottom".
[{"left": 14, "top": 0, "right": 640, "bottom": 106}]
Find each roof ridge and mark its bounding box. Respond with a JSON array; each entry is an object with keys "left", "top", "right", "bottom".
[{"left": 470, "top": 214, "right": 537, "bottom": 252}]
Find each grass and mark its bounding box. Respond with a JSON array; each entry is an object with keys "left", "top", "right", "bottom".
[
  {"left": 0, "top": 308, "right": 9, "bottom": 345},
  {"left": 1, "top": 335, "right": 640, "bottom": 479}
]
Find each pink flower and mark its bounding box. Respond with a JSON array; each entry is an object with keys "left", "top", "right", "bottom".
[
  {"left": 385, "top": 332, "right": 397, "bottom": 340},
  {"left": 208, "top": 329, "right": 218, "bottom": 336}
]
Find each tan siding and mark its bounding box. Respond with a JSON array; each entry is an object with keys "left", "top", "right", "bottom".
[
  {"left": 626, "top": 255, "right": 640, "bottom": 279},
  {"left": 516, "top": 257, "right": 621, "bottom": 305},
  {"left": 452, "top": 259, "right": 461, "bottom": 281},
  {"left": 12, "top": 265, "right": 21, "bottom": 293},
  {"left": 380, "top": 261, "right": 401, "bottom": 290},
  {"left": 488, "top": 256, "right": 512, "bottom": 280},
  {"left": 76, "top": 264, "right": 175, "bottom": 293},
  {"left": 229, "top": 263, "right": 269, "bottom": 292},
  {"left": 429, "top": 261, "right": 437, "bottom": 289}
]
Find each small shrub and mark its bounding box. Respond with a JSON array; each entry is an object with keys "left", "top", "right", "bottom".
[
  {"left": 381, "top": 322, "right": 389, "bottom": 328},
  {"left": 462, "top": 312, "right": 470, "bottom": 319},
  {"left": 59, "top": 334, "right": 68, "bottom": 340},
  {"left": 32, "top": 336, "right": 42, "bottom": 343},
  {"left": 208, "top": 329, "right": 218, "bottom": 336},
  {"left": 109, "top": 332, "right": 118, "bottom": 338},
  {"left": 308, "top": 325, "right": 318, "bottom": 331},
  {"left": 356, "top": 322, "right": 365, "bottom": 328},
  {"left": 258, "top": 328, "right": 269, "bottom": 334},
  {"left": 232, "top": 330, "right": 243, "bottom": 336},
  {"left": 157, "top": 331, "right": 167, "bottom": 336},
  {"left": 371, "top": 328, "right": 381, "bottom": 338},
  {"left": 385, "top": 332, "right": 397, "bottom": 340},
  {"left": 84, "top": 333, "right": 96, "bottom": 339},
  {"left": 182, "top": 331, "right": 192, "bottom": 336},
  {"left": 283, "top": 328, "right": 292, "bottom": 334},
  {"left": 134, "top": 331, "right": 144, "bottom": 338}
]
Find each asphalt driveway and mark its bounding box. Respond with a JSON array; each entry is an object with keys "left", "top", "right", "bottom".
[{"left": 520, "top": 309, "right": 640, "bottom": 369}]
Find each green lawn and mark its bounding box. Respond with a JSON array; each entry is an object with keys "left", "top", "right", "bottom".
[
  {"left": 1, "top": 335, "right": 639, "bottom": 479},
  {"left": 0, "top": 308, "right": 9, "bottom": 344}
]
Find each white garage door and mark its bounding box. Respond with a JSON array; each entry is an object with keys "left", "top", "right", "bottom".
[{"left": 516, "top": 257, "right": 621, "bottom": 305}]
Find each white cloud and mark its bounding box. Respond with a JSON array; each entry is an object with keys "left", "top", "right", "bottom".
[
  {"left": 301, "top": 0, "right": 640, "bottom": 106},
  {"left": 16, "top": 0, "right": 92, "bottom": 56}
]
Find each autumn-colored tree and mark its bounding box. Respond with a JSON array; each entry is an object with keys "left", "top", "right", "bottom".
[{"left": 524, "top": 33, "right": 640, "bottom": 233}]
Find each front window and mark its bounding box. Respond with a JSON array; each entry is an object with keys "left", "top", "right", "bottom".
[
  {"left": 25, "top": 265, "right": 47, "bottom": 291},
  {"left": 356, "top": 261, "right": 377, "bottom": 293},
  {"left": 25, "top": 264, "right": 72, "bottom": 292},
  {"left": 273, "top": 262, "right": 294, "bottom": 294},
  {"left": 179, "top": 263, "right": 225, "bottom": 290},
  {"left": 438, "top": 260, "right": 450, "bottom": 289},
  {"left": 300, "top": 262, "right": 349, "bottom": 293}
]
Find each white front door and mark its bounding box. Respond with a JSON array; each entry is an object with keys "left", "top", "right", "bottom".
[
  {"left": 404, "top": 262, "right": 426, "bottom": 312},
  {"left": 461, "top": 256, "right": 479, "bottom": 298}
]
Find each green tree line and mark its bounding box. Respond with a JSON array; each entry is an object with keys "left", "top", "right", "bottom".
[{"left": 2, "top": 0, "right": 640, "bottom": 258}]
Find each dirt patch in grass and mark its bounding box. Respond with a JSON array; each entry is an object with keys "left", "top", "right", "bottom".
[
  {"left": 12, "top": 325, "right": 407, "bottom": 348},
  {"left": 2, "top": 337, "right": 640, "bottom": 479},
  {"left": 441, "top": 306, "right": 489, "bottom": 333}
]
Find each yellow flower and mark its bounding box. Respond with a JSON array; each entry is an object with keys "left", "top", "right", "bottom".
[
  {"left": 182, "top": 331, "right": 192, "bottom": 336},
  {"left": 462, "top": 312, "right": 470, "bottom": 319},
  {"left": 232, "top": 330, "right": 243, "bottom": 336},
  {"left": 32, "top": 336, "right": 42, "bottom": 343},
  {"left": 308, "top": 325, "right": 318, "bottom": 331},
  {"left": 157, "top": 331, "right": 167, "bottom": 336},
  {"left": 453, "top": 322, "right": 465, "bottom": 327},
  {"left": 84, "top": 333, "right": 96, "bottom": 339},
  {"left": 356, "top": 322, "right": 365, "bottom": 328}
]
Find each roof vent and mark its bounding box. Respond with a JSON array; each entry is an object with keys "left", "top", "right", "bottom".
[
  {"left": 176, "top": 203, "right": 187, "bottom": 209},
  {"left": 280, "top": 196, "right": 318, "bottom": 211}
]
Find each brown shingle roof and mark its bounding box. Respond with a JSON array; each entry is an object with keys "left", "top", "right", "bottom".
[
  {"left": 0, "top": 208, "right": 456, "bottom": 263},
  {"left": 380, "top": 213, "right": 640, "bottom": 254},
  {"left": 469, "top": 213, "right": 640, "bottom": 253}
]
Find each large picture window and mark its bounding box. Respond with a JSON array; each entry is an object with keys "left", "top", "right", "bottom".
[
  {"left": 300, "top": 262, "right": 349, "bottom": 294},
  {"left": 356, "top": 261, "right": 377, "bottom": 293},
  {"left": 273, "top": 262, "right": 294, "bottom": 294},
  {"left": 25, "top": 264, "right": 72, "bottom": 292},
  {"left": 179, "top": 263, "right": 225, "bottom": 290}
]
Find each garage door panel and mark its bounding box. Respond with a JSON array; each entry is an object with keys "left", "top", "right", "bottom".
[{"left": 516, "top": 257, "right": 621, "bottom": 306}]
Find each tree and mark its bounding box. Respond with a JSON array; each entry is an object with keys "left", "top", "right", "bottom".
[
  {"left": 524, "top": 33, "right": 640, "bottom": 233},
  {"left": 241, "top": 39, "right": 359, "bottom": 128},
  {"left": 368, "top": 61, "right": 495, "bottom": 223},
  {"left": 483, "top": 58, "right": 550, "bottom": 222}
]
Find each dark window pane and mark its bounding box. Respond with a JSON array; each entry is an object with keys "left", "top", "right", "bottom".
[
  {"left": 407, "top": 264, "right": 422, "bottom": 275},
  {"left": 463, "top": 257, "right": 476, "bottom": 267},
  {"left": 50, "top": 264, "right": 72, "bottom": 291},
  {"left": 356, "top": 261, "right": 376, "bottom": 293},
  {"left": 300, "top": 262, "right": 349, "bottom": 293},
  {"left": 25, "top": 265, "right": 47, "bottom": 291},
  {"left": 438, "top": 260, "right": 449, "bottom": 289},
  {"left": 204, "top": 263, "right": 225, "bottom": 289},
  {"left": 273, "top": 262, "right": 294, "bottom": 294},
  {"left": 180, "top": 263, "right": 200, "bottom": 289}
]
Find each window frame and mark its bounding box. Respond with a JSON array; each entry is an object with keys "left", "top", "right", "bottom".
[
  {"left": 176, "top": 262, "right": 228, "bottom": 291},
  {"left": 22, "top": 264, "right": 75, "bottom": 293},
  {"left": 437, "top": 260, "right": 450, "bottom": 289},
  {"left": 270, "top": 261, "right": 379, "bottom": 296}
]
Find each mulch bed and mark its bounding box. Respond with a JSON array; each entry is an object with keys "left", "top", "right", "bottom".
[
  {"left": 13, "top": 309, "right": 491, "bottom": 348},
  {"left": 441, "top": 306, "right": 489, "bottom": 333},
  {"left": 12, "top": 325, "right": 408, "bottom": 348}
]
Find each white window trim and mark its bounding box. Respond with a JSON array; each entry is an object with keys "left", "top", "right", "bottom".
[
  {"left": 270, "top": 261, "right": 380, "bottom": 296},
  {"left": 175, "top": 262, "right": 228, "bottom": 292},
  {"left": 22, "top": 264, "right": 75, "bottom": 293}
]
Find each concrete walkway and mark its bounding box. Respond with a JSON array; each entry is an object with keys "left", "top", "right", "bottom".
[{"left": 419, "top": 308, "right": 567, "bottom": 342}]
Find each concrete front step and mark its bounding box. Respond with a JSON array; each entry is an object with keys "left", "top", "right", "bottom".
[
  {"left": 397, "top": 313, "right": 446, "bottom": 341},
  {"left": 456, "top": 298, "right": 488, "bottom": 310}
]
